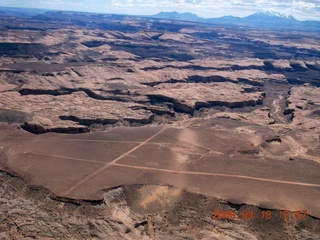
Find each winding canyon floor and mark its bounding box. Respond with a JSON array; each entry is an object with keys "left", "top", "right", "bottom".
[{"left": 0, "top": 9, "right": 320, "bottom": 239}]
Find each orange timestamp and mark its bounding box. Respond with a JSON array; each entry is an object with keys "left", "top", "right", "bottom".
[{"left": 212, "top": 209, "right": 307, "bottom": 220}]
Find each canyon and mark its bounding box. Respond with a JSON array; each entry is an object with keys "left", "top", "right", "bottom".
[{"left": 0, "top": 8, "right": 319, "bottom": 239}]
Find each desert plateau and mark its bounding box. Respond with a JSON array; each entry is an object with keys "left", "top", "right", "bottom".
[{"left": 0, "top": 6, "right": 319, "bottom": 240}]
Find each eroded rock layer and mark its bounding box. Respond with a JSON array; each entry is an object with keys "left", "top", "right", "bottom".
[{"left": 0, "top": 9, "right": 319, "bottom": 240}]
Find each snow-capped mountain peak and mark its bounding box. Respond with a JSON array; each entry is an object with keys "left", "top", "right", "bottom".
[
  {"left": 244, "top": 11, "right": 297, "bottom": 22},
  {"left": 253, "top": 11, "right": 295, "bottom": 19}
]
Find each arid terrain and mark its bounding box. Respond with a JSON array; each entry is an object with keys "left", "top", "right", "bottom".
[{"left": 0, "top": 9, "right": 320, "bottom": 239}]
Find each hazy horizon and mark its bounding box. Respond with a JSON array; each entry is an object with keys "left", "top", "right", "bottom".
[{"left": 0, "top": 0, "right": 319, "bottom": 21}]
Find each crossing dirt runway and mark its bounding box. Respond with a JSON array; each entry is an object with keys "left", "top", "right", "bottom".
[{"left": 1, "top": 125, "right": 320, "bottom": 218}]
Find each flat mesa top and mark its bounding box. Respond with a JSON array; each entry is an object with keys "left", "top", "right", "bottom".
[{"left": 0, "top": 125, "right": 319, "bottom": 218}]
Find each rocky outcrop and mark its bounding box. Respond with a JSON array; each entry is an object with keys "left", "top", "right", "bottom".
[
  {"left": 148, "top": 82, "right": 265, "bottom": 114},
  {"left": 195, "top": 98, "right": 264, "bottom": 110},
  {"left": 0, "top": 91, "right": 155, "bottom": 134},
  {"left": 264, "top": 135, "right": 282, "bottom": 143},
  {"left": 187, "top": 75, "right": 264, "bottom": 87},
  {"left": 263, "top": 60, "right": 293, "bottom": 72},
  {"left": 285, "top": 85, "right": 320, "bottom": 129},
  {"left": 20, "top": 116, "right": 89, "bottom": 134},
  {"left": 188, "top": 75, "right": 231, "bottom": 83},
  {"left": 59, "top": 115, "right": 119, "bottom": 125},
  {"left": 130, "top": 106, "right": 175, "bottom": 117},
  {"left": 290, "top": 60, "right": 309, "bottom": 72},
  {"left": 147, "top": 94, "right": 195, "bottom": 114},
  {"left": 3, "top": 172, "right": 319, "bottom": 240}
]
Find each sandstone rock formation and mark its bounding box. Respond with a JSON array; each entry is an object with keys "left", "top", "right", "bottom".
[{"left": 0, "top": 9, "right": 319, "bottom": 240}]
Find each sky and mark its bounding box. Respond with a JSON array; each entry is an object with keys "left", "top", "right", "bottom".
[{"left": 1, "top": 0, "right": 319, "bottom": 20}]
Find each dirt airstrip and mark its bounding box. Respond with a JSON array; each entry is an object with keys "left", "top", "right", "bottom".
[
  {"left": 1, "top": 125, "right": 319, "bottom": 218},
  {"left": 0, "top": 8, "right": 320, "bottom": 239}
]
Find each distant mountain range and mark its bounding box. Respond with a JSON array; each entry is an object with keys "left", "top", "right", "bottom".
[
  {"left": 151, "top": 11, "right": 319, "bottom": 29},
  {"left": 0, "top": 6, "right": 48, "bottom": 18},
  {"left": 0, "top": 6, "right": 318, "bottom": 30},
  {"left": 153, "top": 11, "right": 200, "bottom": 21}
]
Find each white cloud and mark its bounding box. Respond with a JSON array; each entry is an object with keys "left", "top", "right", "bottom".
[
  {"left": 41, "top": 0, "right": 64, "bottom": 5},
  {"left": 293, "top": 1, "right": 316, "bottom": 9},
  {"left": 1, "top": 0, "right": 319, "bottom": 20}
]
